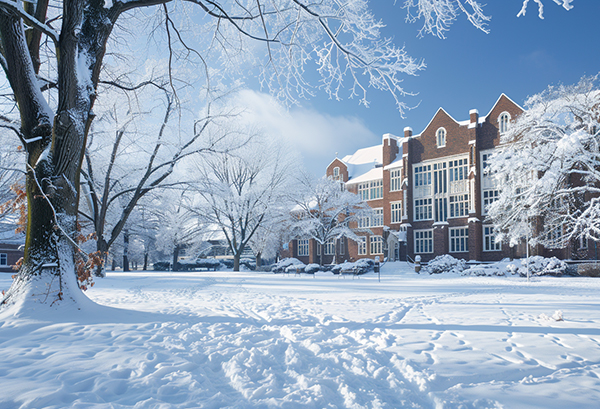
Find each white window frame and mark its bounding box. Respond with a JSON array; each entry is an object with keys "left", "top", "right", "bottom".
[
  {"left": 449, "top": 193, "right": 469, "bottom": 218},
  {"left": 298, "top": 239, "right": 310, "bottom": 257},
  {"left": 482, "top": 189, "right": 499, "bottom": 215},
  {"left": 340, "top": 237, "right": 345, "bottom": 255},
  {"left": 357, "top": 237, "right": 367, "bottom": 255},
  {"left": 391, "top": 201, "right": 402, "bottom": 224},
  {"left": 483, "top": 225, "right": 501, "bottom": 252},
  {"left": 358, "top": 215, "right": 370, "bottom": 229},
  {"left": 414, "top": 198, "right": 433, "bottom": 221},
  {"left": 436, "top": 127, "right": 446, "bottom": 148},
  {"left": 369, "top": 179, "right": 383, "bottom": 200},
  {"left": 325, "top": 239, "right": 336, "bottom": 255},
  {"left": 333, "top": 167, "right": 340, "bottom": 180},
  {"left": 414, "top": 230, "right": 433, "bottom": 254},
  {"left": 498, "top": 112, "right": 511, "bottom": 134},
  {"left": 370, "top": 236, "right": 383, "bottom": 255},
  {"left": 390, "top": 169, "right": 402, "bottom": 192},
  {"left": 358, "top": 182, "right": 369, "bottom": 201},
  {"left": 371, "top": 208, "right": 383, "bottom": 227},
  {"left": 449, "top": 227, "right": 469, "bottom": 253}
]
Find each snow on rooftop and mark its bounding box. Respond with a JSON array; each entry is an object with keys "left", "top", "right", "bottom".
[
  {"left": 346, "top": 167, "right": 383, "bottom": 185},
  {"left": 342, "top": 144, "right": 382, "bottom": 166}
]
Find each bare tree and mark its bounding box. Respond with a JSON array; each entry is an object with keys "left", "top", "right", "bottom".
[
  {"left": 193, "top": 132, "right": 295, "bottom": 271},
  {"left": 290, "top": 174, "right": 372, "bottom": 266}
]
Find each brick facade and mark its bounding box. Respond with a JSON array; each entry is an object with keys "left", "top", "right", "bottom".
[{"left": 289, "top": 94, "right": 594, "bottom": 264}]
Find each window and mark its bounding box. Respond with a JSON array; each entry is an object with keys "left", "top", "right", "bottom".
[
  {"left": 434, "top": 198, "right": 447, "bottom": 222},
  {"left": 370, "top": 236, "right": 383, "bottom": 255},
  {"left": 414, "top": 198, "right": 433, "bottom": 221},
  {"left": 449, "top": 227, "right": 469, "bottom": 253},
  {"left": 499, "top": 112, "right": 511, "bottom": 133},
  {"left": 333, "top": 167, "right": 340, "bottom": 180},
  {"left": 577, "top": 236, "right": 588, "bottom": 250},
  {"left": 298, "top": 239, "right": 309, "bottom": 256},
  {"left": 482, "top": 152, "right": 492, "bottom": 170},
  {"left": 358, "top": 183, "right": 369, "bottom": 201},
  {"left": 390, "top": 169, "right": 402, "bottom": 192},
  {"left": 391, "top": 201, "right": 402, "bottom": 223},
  {"left": 358, "top": 237, "right": 367, "bottom": 255},
  {"left": 436, "top": 128, "right": 446, "bottom": 148},
  {"left": 369, "top": 179, "right": 383, "bottom": 200},
  {"left": 449, "top": 159, "right": 468, "bottom": 182},
  {"left": 0, "top": 253, "right": 6, "bottom": 266},
  {"left": 414, "top": 165, "right": 432, "bottom": 188},
  {"left": 414, "top": 230, "right": 433, "bottom": 253},
  {"left": 449, "top": 194, "right": 469, "bottom": 218},
  {"left": 325, "top": 239, "right": 336, "bottom": 255},
  {"left": 547, "top": 225, "right": 562, "bottom": 243},
  {"left": 371, "top": 208, "right": 383, "bottom": 227},
  {"left": 340, "top": 237, "right": 345, "bottom": 255},
  {"left": 317, "top": 243, "right": 321, "bottom": 256},
  {"left": 483, "top": 226, "right": 501, "bottom": 251},
  {"left": 358, "top": 215, "right": 370, "bottom": 229},
  {"left": 482, "top": 189, "right": 499, "bottom": 214}
]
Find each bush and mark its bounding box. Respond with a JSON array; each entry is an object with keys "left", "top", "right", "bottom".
[
  {"left": 304, "top": 263, "right": 321, "bottom": 274},
  {"left": 331, "top": 259, "right": 374, "bottom": 275},
  {"left": 271, "top": 258, "right": 304, "bottom": 273},
  {"left": 423, "top": 255, "right": 467, "bottom": 275},
  {"left": 510, "top": 256, "right": 570, "bottom": 277}
]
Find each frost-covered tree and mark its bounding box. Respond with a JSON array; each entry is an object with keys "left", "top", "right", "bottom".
[
  {"left": 247, "top": 204, "right": 292, "bottom": 269},
  {"left": 488, "top": 75, "right": 600, "bottom": 252},
  {"left": 0, "top": 0, "right": 572, "bottom": 306},
  {"left": 152, "top": 190, "right": 201, "bottom": 271},
  {"left": 290, "top": 174, "right": 371, "bottom": 265},
  {"left": 80, "top": 82, "right": 224, "bottom": 276},
  {"left": 193, "top": 133, "right": 295, "bottom": 272}
]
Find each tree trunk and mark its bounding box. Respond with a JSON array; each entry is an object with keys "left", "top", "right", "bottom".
[
  {"left": 256, "top": 252, "right": 262, "bottom": 270},
  {"left": 172, "top": 245, "right": 180, "bottom": 272},
  {"left": 123, "top": 230, "right": 129, "bottom": 272},
  {"left": 233, "top": 253, "right": 241, "bottom": 272},
  {"left": 94, "top": 237, "right": 108, "bottom": 277},
  {"left": 143, "top": 252, "right": 149, "bottom": 271}
]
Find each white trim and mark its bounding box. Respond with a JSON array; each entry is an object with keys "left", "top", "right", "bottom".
[{"left": 436, "top": 127, "right": 447, "bottom": 148}]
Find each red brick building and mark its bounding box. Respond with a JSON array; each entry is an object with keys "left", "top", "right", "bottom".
[{"left": 287, "top": 94, "right": 595, "bottom": 264}]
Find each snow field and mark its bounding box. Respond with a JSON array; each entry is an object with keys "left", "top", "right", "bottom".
[{"left": 1, "top": 263, "right": 600, "bottom": 408}]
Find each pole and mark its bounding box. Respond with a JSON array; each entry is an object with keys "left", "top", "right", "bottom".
[{"left": 526, "top": 234, "right": 530, "bottom": 283}]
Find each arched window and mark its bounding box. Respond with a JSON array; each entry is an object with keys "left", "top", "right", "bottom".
[
  {"left": 333, "top": 166, "right": 340, "bottom": 180},
  {"left": 436, "top": 128, "right": 446, "bottom": 148},
  {"left": 499, "top": 112, "right": 511, "bottom": 133}
]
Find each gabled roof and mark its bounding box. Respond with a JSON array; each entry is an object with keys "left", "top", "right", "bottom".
[
  {"left": 418, "top": 107, "right": 459, "bottom": 136},
  {"left": 485, "top": 93, "right": 524, "bottom": 118}
]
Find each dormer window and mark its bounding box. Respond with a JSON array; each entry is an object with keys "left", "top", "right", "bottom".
[
  {"left": 436, "top": 128, "right": 446, "bottom": 148},
  {"left": 499, "top": 112, "right": 511, "bottom": 133}
]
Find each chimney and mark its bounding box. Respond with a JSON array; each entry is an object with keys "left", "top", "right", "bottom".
[
  {"left": 382, "top": 133, "right": 398, "bottom": 167},
  {"left": 469, "top": 109, "right": 479, "bottom": 128},
  {"left": 404, "top": 127, "right": 413, "bottom": 138}
]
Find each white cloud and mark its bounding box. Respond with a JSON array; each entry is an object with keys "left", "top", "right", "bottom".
[{"left": 235, "top": 90, "right": 378, "bottom": 175}]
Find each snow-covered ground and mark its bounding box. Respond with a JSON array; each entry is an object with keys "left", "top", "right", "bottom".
[{"left": 1, "top": 262, "right": 600, "bottom": 408}]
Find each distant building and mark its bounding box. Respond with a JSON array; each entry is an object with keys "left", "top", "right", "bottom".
[
  {"left": 289, "top": 94, "right": 593, "bottom": 263},
  {"left": 0, "top": 224, "right": 24, "bottom": 273}
]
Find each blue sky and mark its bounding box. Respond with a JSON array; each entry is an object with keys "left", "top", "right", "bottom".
[{"left": 237, "top": 1, "right": 600, "bottom": 175}]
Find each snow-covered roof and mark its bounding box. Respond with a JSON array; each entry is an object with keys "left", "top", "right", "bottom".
[
  {"left": 383, "top": 156, "right": 403, "bottom": 171},
  {"left": 342, "top": 144, "right": 382, "bottom": 167},
  {"left": 346, "top": 167, "right": 383, "bottom": 185}
]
